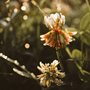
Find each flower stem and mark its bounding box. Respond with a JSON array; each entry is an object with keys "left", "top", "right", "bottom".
[
  {"left": 65, "top": 47, "right": 72, "bottom": 58},
  {"left": 55, "top": 48, "right": 64, "bottom": 70},
  {"left": 31, "top": 0, "right": 45, "bottom": 16}
]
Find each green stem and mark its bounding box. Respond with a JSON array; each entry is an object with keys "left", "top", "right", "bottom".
[
  {"left": 75, "top": 61, "right": 90, "bottom": 75},
  {"left": 86, "top": 0, "right": 90, "bottom": 12},
  {"left": 37, "top": 23, "right": 40, "bottom": 41},
  {"left": 31, "top": 0, "right": 45, "bottom": 16},
  {"left": 81, "top": 41, "right": 85, "bottom": 67},
  {"left": 65, "top": 47, "right": 72, "bottom": 58},
  {"left": 55, "top": 48, "right": 64, "bottom": 70},
  {"left": 36, "top": 23, "right": 41, "bottom": 57}
]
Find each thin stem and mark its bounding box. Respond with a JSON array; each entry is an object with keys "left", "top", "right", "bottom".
[
  {"left": 74, "top": 60, "right": 90, "bottom": 75},
  {"left": 81, "top": 41, "right": 85, "bottom": 67},
  {"left": 65, "top": 47, "right": 72, "bottom": 58},
  {"left": 86, "top": 0, "right": 90, "bottom": 12},
  {"left": 31, "top": 0, "right": 45, "bottom": 16},
  {"left": 55, "top": 48, "right": 64, "bottom": 70},
  {"left": 36, "top": 23, "right": 41, "bottom": 59}
]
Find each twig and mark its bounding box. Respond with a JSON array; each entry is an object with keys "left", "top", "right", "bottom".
[{"left": 0, "top": 53, "right": 37, "bottom": 80}]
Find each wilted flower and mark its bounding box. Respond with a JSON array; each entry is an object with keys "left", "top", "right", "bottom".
[
  {"left": 40, "top": 28, "right": 77, "bottom": 48},
  {"left": 37, "top": 60, "right": 65, "bottom": 87},
  {"left": 40, "top": 13, "right": 77, "bottom": 48}
]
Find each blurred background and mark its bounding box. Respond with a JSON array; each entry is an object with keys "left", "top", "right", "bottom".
[{"left": 0, "top": 0, "right": 90, "bottom": 90}]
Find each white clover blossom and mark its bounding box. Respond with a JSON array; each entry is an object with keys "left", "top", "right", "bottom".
[
  {"left": 37, "top": 60, "right": 65, "bottom": 87},
  {"left": 50, "top": 13, "right": 60, "bottom": 22},
  {"left": 41, "top": 12, "right": 77, "bottom": 48},
  {"left": 44, "top": 13, "right": 65, "bottom": 29},
  {"left": 44, "top": 16, "right": 54, "bottom": 29}
]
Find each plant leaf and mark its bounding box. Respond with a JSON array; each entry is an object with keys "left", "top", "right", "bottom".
[
  {"left": 72, "top": 49, "right": 82, "bottom": 59},
  {"left": 79, "top": 12, "right": 90, "bottom": 45},
  {"left": 80, "top": 31, "right": 90, "bottom": 45},
  {"left": 80, "top": 13, "right": 90, "bottom": 30}
]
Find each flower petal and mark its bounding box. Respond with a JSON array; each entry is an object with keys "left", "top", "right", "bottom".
[{"left": 51, "top": 60, "right": 59, "bottom": 67}]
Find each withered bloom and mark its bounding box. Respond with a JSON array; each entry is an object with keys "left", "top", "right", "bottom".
[
  {"left": 40, "top": 13, "right": 77, "bottom": 48},
  {"left": 37, "top": 60, "right": 65, "bottom": 87}
]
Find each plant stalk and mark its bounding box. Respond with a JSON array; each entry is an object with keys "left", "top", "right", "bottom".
[
  {"left": 31, "top": 0, "right": 45, "bottom": 16},
  {"left": 55, "top": 48, "right": 64, "bottom": 70}
]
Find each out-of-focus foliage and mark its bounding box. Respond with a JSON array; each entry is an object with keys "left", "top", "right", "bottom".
[
  {"left": 0, "top": 0, "right": 89, "bottom": 50},
  {"left": 71, "top": 49, "right": 82, "bottom": 60},
  {"left": 80, "top": 13, "right": 90, "bottom": 45}
]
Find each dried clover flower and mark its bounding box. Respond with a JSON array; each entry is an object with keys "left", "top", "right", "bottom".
[
  {"left": 37, "top": 60, "right": 65, "bottom": 87},
  {"left": 40, "top": 13, "right": 77, "bottom": 48},
  {"left": 40, "top": 28, "right": 77, "bottom": 48}
]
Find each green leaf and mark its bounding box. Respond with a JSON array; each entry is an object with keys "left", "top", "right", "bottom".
[
  {"left": 81, "top": 32, "right": 90, "bottom": 45},
  {"left": 79, "top": 12, "right": 90, "bottom": 45},
  {"left": 75, "top": 61, "right": 90, "bottom": 76},
  {"left": 80, "top": 12, "right": 90, "bottom": 30},
  {"left": 66, "top": 27, "right": 78, "bottom": 32},
  {"left": 72, "top": 49, "right": 82, "bottom": 59}
]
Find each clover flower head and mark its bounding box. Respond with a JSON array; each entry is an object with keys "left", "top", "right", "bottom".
[
  {"left": 37, "top": 60, "right": 65, "bottom": 87},
  {"left": 41, "top": 12, "right": 77, "bottom": 48}
]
